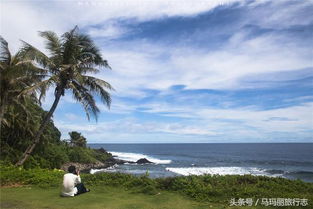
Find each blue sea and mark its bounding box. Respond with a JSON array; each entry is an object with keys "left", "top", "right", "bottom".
[{"left": 89, "top": 143, "right": 313, "bottom": 182}]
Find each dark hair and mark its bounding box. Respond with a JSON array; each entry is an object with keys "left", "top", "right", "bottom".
[{"left": 68, "top": 165, "right": 76, "bottom": 174}]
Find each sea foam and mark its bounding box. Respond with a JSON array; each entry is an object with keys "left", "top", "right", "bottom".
[
  {"left": 110, "top": 151, "right": 172, "bottom": 164},
  {"left": 90, "top": 164, "right": 118, "bottom": 174},
  {"left": 166, "top": 166, "right": 269, "bottom": 176}
]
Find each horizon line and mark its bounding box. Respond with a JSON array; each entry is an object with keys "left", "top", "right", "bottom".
[{"left": 87, "top": 142, "right": 313, "bottom": 144}]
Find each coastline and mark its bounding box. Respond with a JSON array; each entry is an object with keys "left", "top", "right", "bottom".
[{"left": 87, "top": 143, "right": 313, "bottom": 182}]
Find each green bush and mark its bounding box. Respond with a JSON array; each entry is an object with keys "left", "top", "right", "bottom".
[
  {"left": 68, "top": 147, "right": 97, "bottom": 163},
  {"left": 0, "top": 97, "right": 114, "bottom": 170},
  {"left": 1, "top": 164, "right": 313, "bottom": 202},
  {"left": 156, "top": 174, "right": 313, "bottom": 202},
  {"left": 0, "top": 143, "right": 22, "bottom": 165},
  {"left": 90, "top": 148, "right": 112, "bottom": 162},
  {"left": 23, "top": 156, "right": 41, "bottom": 169},
  {"left": 0, "top": 164, "right": 64, "bottom": 188}
]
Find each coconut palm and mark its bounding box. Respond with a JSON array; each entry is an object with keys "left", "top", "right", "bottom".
[
  {"left": 15, "top": 27, "right": 113, "bottom": 166},
  {"left": 0, "top": 36, "right": 45, "bottom": 127}
]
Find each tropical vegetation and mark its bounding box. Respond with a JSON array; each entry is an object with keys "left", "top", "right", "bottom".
[
  {"left": 0, "top": 26, "right": 113, "bottom": 167},
  {"left": 1, "top": 164, "right": 312, "bottom": 208},
  {"left": 15, "top": 26, "right": 113, "bottom": 166},
  {"left": 0, "top": 36, "right": 45, "bottom": 127},
  {"left": 68, "top": 131, "right": 87, "bottom": 148}
]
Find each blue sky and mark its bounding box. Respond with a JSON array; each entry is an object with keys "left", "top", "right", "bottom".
[{"left": 1, "top": 0, "right": 313, "bottom": 143}]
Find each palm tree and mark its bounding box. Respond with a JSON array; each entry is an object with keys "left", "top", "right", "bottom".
[
  {"left": 15, "top": 27, "right": 113, "bottom": 166},
  {"left": 0, "top": 36, "right": 45, "bottom": 127},
  {"left": 69, "top": 131, "right": 87, "bottom": 147}
]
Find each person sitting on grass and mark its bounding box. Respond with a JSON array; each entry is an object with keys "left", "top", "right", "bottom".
[{"left": 61, "top": 165, "right": 90, "bottom": 197}]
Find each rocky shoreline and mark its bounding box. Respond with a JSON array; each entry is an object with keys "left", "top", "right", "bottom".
[{"left": 61, "top": 148, "right": 153, "bottom": 173}]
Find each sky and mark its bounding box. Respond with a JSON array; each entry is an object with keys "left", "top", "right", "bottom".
[{"left": 1, "top": 0, "right": 313, "bottom": 143}]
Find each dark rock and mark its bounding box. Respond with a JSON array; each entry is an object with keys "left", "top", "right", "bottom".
[
  {"left": 61, "top": 157, "right": 132, "bottom": 173},
  {"left": 61, "top": 161, "right": 106, "bottom": 173},
  {"left": 136, "top": 158, "right": 153, "bottom": 164},
  {"left": 106, "top": 157, "right": 130, "bottom": 165},
  {"left": 62, "top": 148, "right": 148, "bottom": 173}
]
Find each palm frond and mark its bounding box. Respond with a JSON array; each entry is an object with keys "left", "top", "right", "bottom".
[
  {"left": 77, "top": 66, "right": 100, "bottom": 74},
  {"left": 70, "top": 81, "right": 100, "bottom": 121},
  {"left": 38, "top": 31, "right": 62, "bottom": 58},
  {"left": 20, "top": 75, "right": 58, "bottom": 98},
  {"left": 62, "top": 26, "right": 80, "bottom": 64},
  {"left": 19, "top": 41, "right": 54, "bottom": 69},
  {"left": 77, "top": 75, "right": 113, "bottom": 108},
  {"left": 78, "top": 34, "right": 110, "bottom": 68},
  {"left": 82, "top": 75, "right": 114, "bottom": 90}
]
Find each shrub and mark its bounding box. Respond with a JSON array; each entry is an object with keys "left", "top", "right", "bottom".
[
  {"left": 1, "top": 164, "right": 313, "bottom": 202},
  {"left": 68, "top": 147, "right": 96, "bottom": 163},
  {"left": 90, "top": 148, "right": 112, "bottom": 162},
  {"left": 0, "top": 164, "right": 63, "bottom": 188}
]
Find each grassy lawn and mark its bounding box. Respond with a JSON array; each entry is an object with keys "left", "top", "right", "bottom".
[
  {"left": 0, "top": 186, "right": 217, "bottom": 209},
  {"left": 1, "top": 185, "right": 311, "bottom": 209}
]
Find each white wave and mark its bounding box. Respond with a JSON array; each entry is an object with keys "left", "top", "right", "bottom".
[
  {"left": 166, "top": 167, "right": 268, "bottom": 176},
  {"left": 90, "top": 168, "right": 105, "bottom": 174},
  {"left": 90, "top": 164, "right": 118, "bottom": 174},
  {"left": 110, "top": 151, "right": 171, "bottom": 164}
]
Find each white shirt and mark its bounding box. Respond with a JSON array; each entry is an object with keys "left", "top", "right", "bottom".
[{"left": 61, "top": 173, "right": 81, "bottom": 197}]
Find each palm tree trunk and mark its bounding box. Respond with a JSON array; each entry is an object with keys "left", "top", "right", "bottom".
[
  {"left": 0, "top": 93, "right": 8, "bottom": 127},
  {"left": 15, "top": 89, "right": 63, "bottom": 166}
]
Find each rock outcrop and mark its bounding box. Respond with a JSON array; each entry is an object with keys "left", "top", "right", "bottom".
[
  {"left": 136, "top": 158, "right": 153, "bottom": 164},
  {"left": 61, "top": 157, "right": 130, "bottom": 173},
  {"left": 61, "top": 152, "right": 153, "bottom": 173},
  {"left": 61, "top": 161, "right": 105, "bottom": 173}
]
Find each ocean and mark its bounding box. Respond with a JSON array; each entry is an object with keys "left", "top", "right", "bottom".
[{"left": 88, "top": 143, "right": 313, "bottom": 182}]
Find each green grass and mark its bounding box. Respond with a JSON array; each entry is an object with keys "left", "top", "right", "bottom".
[
  {"left": 1, "top": 164, "right": 312, "bottom": 208},
  {"left": 0, "top": 186, "right": 216, "bottom": 209},
  {"left": 1, "top": 186, "right": 311, "bottom": 209}
]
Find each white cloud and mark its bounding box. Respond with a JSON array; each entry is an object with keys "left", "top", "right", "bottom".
[
  {"left": 55, "top": 118, "right": 218, "bottom": 142},
  {"left": 95, "top": 30, "right": 311, "bottom": 98},
  {"left": 248, "top": 1, "right": 313, "bottom": 29},
  {"left": 53, "top": 101, "right": 313, "bottom": 142},
  {"left": 0, "top": 1, "right": 68, "bottom": 53},
  {"left": 133, "top": 100, "right": 313, "bottom": 133},
  {"left": 65, "top": 113, "right": 82, "bottom": 121},
  {"left": 73, "top": 0, "right": 244, "bottom": 22},
  {"left": 87, "top": 22, "right": 127, "bottom": 39},
  {"left": 1, "top": 0, "right": 244, "bottom": 52},
  {"left": 2, "top": 0, "right": 311, "bottom": 94},
  {"left": 172, "top": 34, "right": 312, "bottom": 89},
  {"left": 159, "top": 124, "right": 218, "bottom": 136}
]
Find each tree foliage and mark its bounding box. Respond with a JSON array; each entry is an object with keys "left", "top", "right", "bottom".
[
  {"left": 0, "top": 36, "right": 45, "bottom": 127},
  {"left": 0, "top": 29, "right": 113, "bottom": 168},
  {"left": 16, "top": 26, "right": 113, "bottom": 165},
  {"left": 69, "top": 131, "right": 87, "bottom": 147},
  {"left": 0, "top": 97, "right": 111, "bottom": 168}
]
